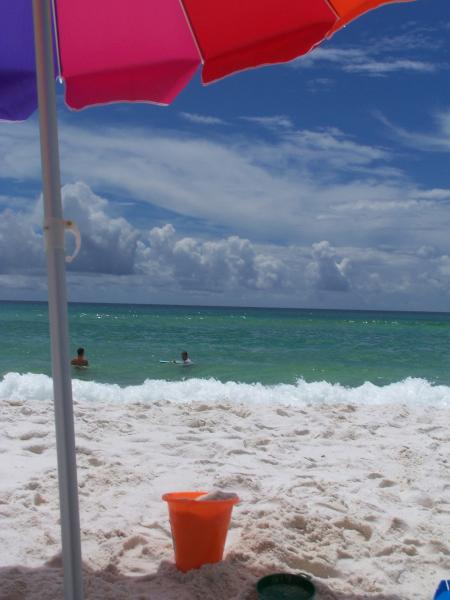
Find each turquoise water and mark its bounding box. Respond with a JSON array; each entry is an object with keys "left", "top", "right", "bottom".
[{"left": 1, "top": 300, "right": 450, "bottom": 387}]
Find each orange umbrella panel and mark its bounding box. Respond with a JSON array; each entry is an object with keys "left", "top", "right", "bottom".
[{"left": 329, "top": 0, "right": 415, "bottom": 34}]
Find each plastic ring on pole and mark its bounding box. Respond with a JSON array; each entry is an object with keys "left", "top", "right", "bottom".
[{"left": 64, "top": 219, "right": 81, "bottom": 263}]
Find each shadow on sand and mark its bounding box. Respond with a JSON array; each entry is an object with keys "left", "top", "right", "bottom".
[{"left": 0, "top": 555, "right": 405, "bottom": 600}]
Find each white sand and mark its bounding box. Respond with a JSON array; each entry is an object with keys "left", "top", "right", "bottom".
[{"left": 0, "top": 373, "right": 449, "bottom": 599}]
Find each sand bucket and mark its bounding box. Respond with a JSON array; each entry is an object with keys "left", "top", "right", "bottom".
[
  {"left": 162, "top": 491, "right": 239, "bottom": 572},
  {"left": 256, "top": 572, "right": 316, "bottom": 600}
]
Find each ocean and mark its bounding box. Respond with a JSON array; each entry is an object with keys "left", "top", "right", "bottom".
[{"left": 1, "top": 300, "right": 450, "bottom": 406}]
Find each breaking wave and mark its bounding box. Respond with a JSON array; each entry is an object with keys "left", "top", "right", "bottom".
[{"left": 1, "top": 372, "right": 449, "bottom": 407}]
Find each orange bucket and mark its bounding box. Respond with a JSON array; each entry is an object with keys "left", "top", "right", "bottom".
[{"left": 162, "top": 491, "right": 239, "bottom": 572}]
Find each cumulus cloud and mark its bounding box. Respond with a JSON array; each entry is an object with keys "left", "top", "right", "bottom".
[
  {"left": 136, "top": 224, "right": 287, "bottom": 293},
  {"left": 5, "top": 181, "right": 450, "bottom": 310},
  {"left": 0, "top": 208, "right": 43, "bottom": 273},
  {"left": 306, "top": 241, "right": 350, "bottom": 292},
  {"left": 0, "top": 184, "right": 290, "bottom": 301},
  {"left": 0, "top": 183, "right": 139, "bottom": 276},
  {"left": 61, "top": 183, "right": 138, "bottom": 275}
]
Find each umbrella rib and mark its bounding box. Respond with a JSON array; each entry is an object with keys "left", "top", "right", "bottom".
[{"left": 50, "top": 0, "right": 63, "bottom": 80}]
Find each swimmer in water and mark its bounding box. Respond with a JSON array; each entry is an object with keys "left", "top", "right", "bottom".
[
  {"left": 181, "top": 351, "right": 192, "bottom": 365},
  {"left": 71, "top": 347, "right": 89, "bottom": 367},
  {"left": 174, "top": 351, "right": 192, "bottom": 365}
]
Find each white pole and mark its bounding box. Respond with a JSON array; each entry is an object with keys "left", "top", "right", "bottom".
[{"left": 32, "top": 2, "right": 84, "bottom": 599}]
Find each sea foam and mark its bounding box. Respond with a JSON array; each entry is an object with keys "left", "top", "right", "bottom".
[{"left": 1, "top": 371, "right": 449, "bottom": 407}]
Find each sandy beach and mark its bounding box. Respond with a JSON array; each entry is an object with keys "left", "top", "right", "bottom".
[{"left": 0, "top": 373, "right": 449, "bottom": 599}]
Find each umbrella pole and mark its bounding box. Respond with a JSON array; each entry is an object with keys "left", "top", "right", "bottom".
[{"left": 32, "top": 2, "right": 84, "bottom": 599}]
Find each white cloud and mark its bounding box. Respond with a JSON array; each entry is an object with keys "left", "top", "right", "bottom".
[
  {"left": 0, "top": 119, "right": 398, "bottom": 246},
  {"left": 306, "top": 241, "right": 350, "bottom": 292},
  {"left": 411, "top": 188, "right": 450, "bottom": 201},
  {"left": 2, "top": 95, "right": 450, "bottom": 310},
  {"left": 378, "top": 109, "right": 450, "bottom": 152},
  {"left": 0, "top": 183, "right": 138, "bottom": 276},
  {"left": 0, "top": 273, "right": 48, "bottom": 302},
  {"left": 0, "top": 181, "right": 290, "bottom": 299},
  {"left": 136, "top": 224, "right": 287, "bottom": 293},
  {"left": 0, "top": 207, "right": 43, "bottom": 273},
  {"left": 292, "top": 36, "right": 440, "bottom": 76},
  {"left": 1, "top": 115, "right": 450, "bottom": 259},
  {"left": 417, "top": 245, "right": 438, "bottom": 259},
  {"left": 4, "top": 182, "right": 450, "bottom": 310},
  {"left": 61, "top": 183, "right": 138, "bottom": 275},
  {"left": 372, "top": 29, "right": 442, "bottom": 52},
  {"left": 344, "top": 59, "right": 436, "bottom": 75},
  {"left": 295, "top": 47, "right": 367, "bottom": 68},
  {"left": 240, "top": 115, "right": 294, "bottom": 130},
  {"left": 0, "top": 194, "right": 31, "bottom": 211},
  {"left": 180, "top": 113, "right": 227, "bottom": 125},
  {"left": 306, "top": 77, "right": 335, "bottom": 93}
]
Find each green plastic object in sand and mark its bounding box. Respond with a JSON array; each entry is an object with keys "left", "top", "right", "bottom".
[{"left": 256, "top": 573, "right": 315, "bottom": 600}]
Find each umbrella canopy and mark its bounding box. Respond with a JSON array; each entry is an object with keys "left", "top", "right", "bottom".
[
  {"left": 0, "top": 1, "right": 414, "bottom": 599},
  {"left": 2, "top": 0, "right": 413, "bottom": 118}
]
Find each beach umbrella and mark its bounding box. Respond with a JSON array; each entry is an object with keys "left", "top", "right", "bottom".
[{"left": 0, "top": 1, "right": 413, "bottom": 598}]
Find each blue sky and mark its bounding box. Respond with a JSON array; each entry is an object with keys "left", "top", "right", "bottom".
[{"left": 1, "top": 0, "right": 449, "bottom": 310}]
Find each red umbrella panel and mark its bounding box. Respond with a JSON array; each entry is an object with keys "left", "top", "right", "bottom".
[{"left": 181, "top": 0, "right": 337, "bottom": 83}]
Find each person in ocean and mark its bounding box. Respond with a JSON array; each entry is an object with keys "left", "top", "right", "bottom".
[
  {"left": 179, "top": 351, "right": 192, "bottom": 366},
  {"left": 71, "top": 347, "right": 89, "bottom": 367}
]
